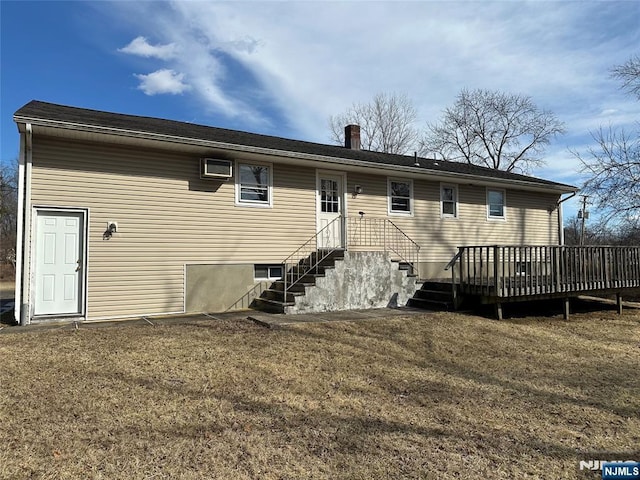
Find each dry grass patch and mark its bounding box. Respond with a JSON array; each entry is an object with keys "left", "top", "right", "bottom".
[{"left": 1, "top": 308, "right": 639, "bottom": 479}]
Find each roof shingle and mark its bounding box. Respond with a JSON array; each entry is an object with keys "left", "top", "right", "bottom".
[{"left": 14, "top": 100, "right": 576, "bottom": 191}]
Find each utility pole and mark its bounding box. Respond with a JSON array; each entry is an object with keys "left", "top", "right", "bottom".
[{"left": 578, "top": 195, "right": 589, "bottom": 245}]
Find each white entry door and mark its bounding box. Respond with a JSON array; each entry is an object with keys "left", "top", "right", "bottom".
[
  {"left": 34, "top": 210, "right": 85, "bottom": 316},
  {"left": 317, "top": 173, "right": 344, "bottom": 249}
]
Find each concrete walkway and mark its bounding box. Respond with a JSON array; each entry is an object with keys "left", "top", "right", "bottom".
[
  {"left": 248, "top": 306, "right": 430, "bottom": 329},
  {"left": 0, "top": 311, "right": 249, "bottom": 333},
  {"left": 0, "top": 307, "right": 430, "bottom": 333}
]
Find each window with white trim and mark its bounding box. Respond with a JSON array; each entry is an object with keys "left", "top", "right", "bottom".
[
  {"left": 441, "top": 184, "right": 458, "bottom": 218},
  {"left": 487, "top": 189, "right": 506, "bottom": 219},
  {"left": 254, "top": 264, "right": 283, "bottom": 281},
  {"left": 388, "top": 178, "right": 413, "bottom": 215},
  {"left": 320, "top": 178, "right": 340, "bottom": 213},
  {"left": 236, "top": 162, "right": 272, "bottom": 207}
]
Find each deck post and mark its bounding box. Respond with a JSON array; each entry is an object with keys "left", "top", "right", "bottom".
[
  {"left": 554, "top": 247, "right": 561, "bottom": 293},
  {"left": 451, "top": 263, "right": 459, "bottom": 310},
  {"left": 495, "top": 302, "right": 503, "bottom": 321},
  {"left": 493, "top": 245, "right": 500, "bottom": 297},
  {"left": 616, "top": 293, "right": 623, "bottom": 315},
  {"left": 563, "top": 297, "right": 570, "bottom": 320}
]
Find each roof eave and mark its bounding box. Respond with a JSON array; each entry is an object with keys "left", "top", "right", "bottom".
[{"left": 14, "top": 115, "right": 578, "bottom": 194}]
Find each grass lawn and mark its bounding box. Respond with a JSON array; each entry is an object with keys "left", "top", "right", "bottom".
[{"left": 1, "top": 305, "right": 639, "bottom": 479}]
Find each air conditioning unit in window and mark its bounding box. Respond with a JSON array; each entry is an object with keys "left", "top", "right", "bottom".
[{"left": 201, "top": 158, "right": 233, "bottom": 179}]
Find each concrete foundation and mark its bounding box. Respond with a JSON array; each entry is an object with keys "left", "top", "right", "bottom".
[
  {"left": 286, "top": 251, "right": 419, "bottom": 314},
  {"left": 185, "top": 264, "right": 262, "bottom": 313}
]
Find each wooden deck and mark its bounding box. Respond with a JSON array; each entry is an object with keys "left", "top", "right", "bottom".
[{"left": 448, "top": 245, "right": 640, "bottom": 319}]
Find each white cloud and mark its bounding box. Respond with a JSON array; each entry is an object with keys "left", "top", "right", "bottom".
[
  {"left": 104, "top": 1, "right": 640, "bottom": 177},
  {"left": 119, "top": 36, "right": 177, "bottom": 60},
  {"left": 134, "top": 69, "right": 190, "bottom": 95}
]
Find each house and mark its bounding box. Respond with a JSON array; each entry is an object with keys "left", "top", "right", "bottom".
[{"left": 12, "top": 100, "right": 578, "bottom": 325}]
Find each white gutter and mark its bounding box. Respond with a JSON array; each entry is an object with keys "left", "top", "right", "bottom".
[
  {"left": 558, "top": 202, "right": 565, "bottom": 245},
  {"left": 556, "top": 191, "right": 578, "bottom": 246},
  {"left": 13, "top": 115, "right": 577, "bottom": 195},
  {"left": 14, "top": 123, "right": 32, "bottom": 325}
]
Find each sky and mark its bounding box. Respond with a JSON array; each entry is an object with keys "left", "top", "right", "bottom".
[{"left": 1, "top": 1, "right": 639, "bottom": 220}]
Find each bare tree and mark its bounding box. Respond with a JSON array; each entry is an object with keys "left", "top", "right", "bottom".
[
  {"left": 575, "top": 126, "right": 639, "bottom": 228},
  {"left": 575, "top": 55, "right": 640, "bottom": 228},
  {"left": 612, "top": 54, "right": 640, "bottom": 99},
  {"left": 421, "top": 89, "right": 565, "bottom": 174},
  {"left": 565, "top": 214, "right": 640, "bottom": 246},
  {"left": 329, "top": 92, "right": 418, "bottom": 154},
  {"left": 563, "top": 215, "right": 603, "bottom": 246},
  {"left": 1, "top": 158, "right": 19, "bottom": 275}
]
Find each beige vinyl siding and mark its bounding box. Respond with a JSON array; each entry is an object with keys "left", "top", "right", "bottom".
[
  {"left": 30, "top": 137, "right": 316, "bottom": 319},
  {"left": 346, "top": 174, "right": 560, "bottom": 266},
  {"left": 29, "top": 135, "right": 561, "bottom": 317}
]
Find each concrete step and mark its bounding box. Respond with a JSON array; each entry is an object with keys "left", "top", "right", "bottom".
[
  {"left": 261, "top": 289, "right": 303, "bottom": 303},
  {"left": 311, "top": 249, "right": 345, "bottom": 263},
  {"left": 254, "top": 248, "right": 424, "bottom": 315},
  {"left": 253, "top": 298, "right": 293, "bottom": 314},
  {"left": 391, "top": 260, "right": 418, "bottom": 277},
  {"left": 286, "top": 273, "right": 325, "bottom": 284},
  {"left": 271, "top": 281, "right": 315, "bottom": 293},
  {"left": 253, "top": 250, "right": 345, "bottom": 314},
  {"left": 290, "top": 265, "right": 334, "bottom": 276}
]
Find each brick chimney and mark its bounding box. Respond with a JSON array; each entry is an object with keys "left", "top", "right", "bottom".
[{"left": 344, "top": 124, "right": 361, "bottom": 150}]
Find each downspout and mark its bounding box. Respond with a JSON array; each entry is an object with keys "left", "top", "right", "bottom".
[
  {"left": 15, "top": 123, "right": 33, "bottom": 325},
  {"left": 556, "top": 192, "right": 577, "bottom": 246}
]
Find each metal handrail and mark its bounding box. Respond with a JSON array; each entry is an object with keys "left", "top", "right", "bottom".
[
  {"left": 346, "top": 216, "right": 420, "bottom": 276},
  {"left": 281, "top": 215, "right": 422, "bottom": 302},
  {"left": 386, "top": 219, "right": 421, "bottom": 275},
  {"left": 282, "top": 216, "right": 344, "bottom": 295}
]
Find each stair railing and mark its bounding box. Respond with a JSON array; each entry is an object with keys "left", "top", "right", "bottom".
[
  {"left": 386, "top": 220, "right": 421, "bottom": 276},
  {"left": 347, "top": 216, "right": 420, "bottom": 276},
  {"left": 445, "top": 248, "right": 465, "bottom": 309},
  {"left": 282, "top": 216, "right": 344, "bottom": 296}
]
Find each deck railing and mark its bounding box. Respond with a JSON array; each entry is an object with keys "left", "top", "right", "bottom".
[
  {"left": 447, "top": 245, "right": 640, "bottom": 298},
  {"left": 346, "top": 216, "right": 420, "bottom": 276}
]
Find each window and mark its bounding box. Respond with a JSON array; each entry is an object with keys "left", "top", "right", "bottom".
[
  {"left": 487, "top": 189, "right": 506, "bottom": 219},
  {"left": 388, "top": 178, "right": 413, "bottom": 215},
  {"left": 320, "top": 178, "right": 340, "bottom": 213},
  {"left": 441, "top": 184, "right": 458, "bottom": 218},
  {"left": 254, "top": 264, "right": 283, "bottom": 281},
  {"left": 236, "top": 162, "right": 272, "bottom": 207}
]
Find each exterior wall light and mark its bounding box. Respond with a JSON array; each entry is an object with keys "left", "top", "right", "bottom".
[{"left": 103, "top": 221, "right": 118, "bottom": 240}]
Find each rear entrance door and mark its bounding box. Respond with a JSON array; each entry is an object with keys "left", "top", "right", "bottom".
[
  {"left": 317, "top": 173, "right": 344, "bottom": 249},
  {"left": 33, "top": 209, "right": 86, "bottom": 316}
]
